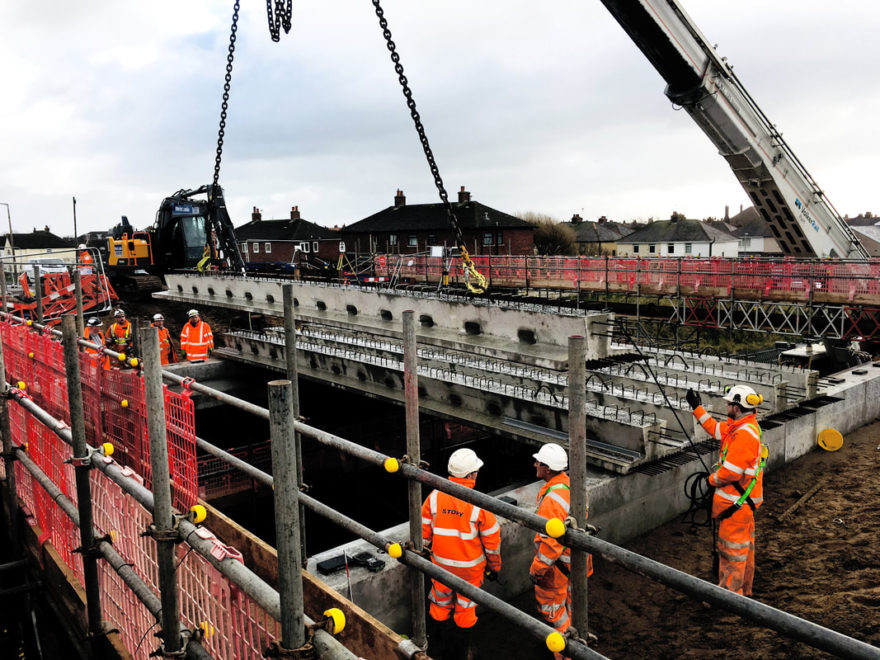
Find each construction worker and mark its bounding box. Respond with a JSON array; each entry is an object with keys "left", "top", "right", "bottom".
[
  {"left": 83, "top": 317, "right": 110, "bottom": 370},
  {"left": 530, "top": 442, "right": 592, "bottom": 655},
  {"left": 180, "top": 309, "right": 213, "bottom": 362},
  {"left": 108, "top": 309, "right": 133, "bottom": 357},
  {"left": 151, "top": 313, "right": 176, "bottom": 365},
  {"left": 686, "top": 385, "right": 765, "bottom": 596},
  {"left": 422, "top": 448, "right": 501, "bottom": 660},
  {"left": 78, "top": 244, "right": 94, "bottom": 275}
]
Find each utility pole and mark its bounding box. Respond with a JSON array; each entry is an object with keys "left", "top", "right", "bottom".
[
  {"left": 0, "top": 202, "right": 14, "bottom": 278},
  {"left": 72, "top": 196, "right": 78, "bottom": 244}
]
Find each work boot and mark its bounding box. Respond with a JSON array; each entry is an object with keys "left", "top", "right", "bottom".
[{"left": 426, "top": 617, "right": 452, "bottom": 659}]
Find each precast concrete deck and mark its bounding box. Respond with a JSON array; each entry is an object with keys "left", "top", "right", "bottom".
[{"left": 306, "top": 363, "right": 880, "bottom": 635}]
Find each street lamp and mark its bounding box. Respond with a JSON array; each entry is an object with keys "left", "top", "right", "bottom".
[{"left": 0, "top": 202, "right": 15, "bottom": 280}]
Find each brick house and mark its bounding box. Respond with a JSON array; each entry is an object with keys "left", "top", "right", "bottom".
[
  {"left": 235, "top": 207, "right": 341, "bottom": 264},
  {"left": 339, "top": 188, "right": 534, "bottom": 256}
]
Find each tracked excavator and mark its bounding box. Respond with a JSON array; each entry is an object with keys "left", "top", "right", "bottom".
[
  {"left": 599, "top": 0, "right": 868, "bottom": 260},
  {"left": 91, "top": 184, "right": 246, "bottom": 295}
]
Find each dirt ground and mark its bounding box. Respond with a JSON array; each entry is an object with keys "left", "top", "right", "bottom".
[{"left": 474, "top": 419, "right": 880, "bottom": 659}]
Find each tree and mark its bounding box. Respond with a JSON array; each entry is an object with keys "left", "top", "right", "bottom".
[{"left": 517, "top": 212, "right": 576, "bottom": 255}]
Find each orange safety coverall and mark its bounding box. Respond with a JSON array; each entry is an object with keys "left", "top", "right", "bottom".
[
  {"left": 694, "top": 404, "right": 764, "bottom": 595},
  {"left": 83, "top": 327, "right": 111, "bottom": 370},
  {"left": 180, "top": 320, "right": 213, "bottom": 362},
  {"left": 79, "top": 250, "right": 94, "bottom": 274},
  {"left": 152, "top": 323, "right": 175, "bottom": 365},
  {"left": 530, "top": 473, "right": 593, "bottom": 639},
  {"left": 108, "top": 319, "right": 132, "bottom": 353},
  {"left": 421, "top": 475, "right": 501, "bottom": 628}
]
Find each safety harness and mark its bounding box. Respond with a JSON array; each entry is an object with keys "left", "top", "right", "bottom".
[{"left": 715, "top": 422, "right": 767, "bottom": 521}]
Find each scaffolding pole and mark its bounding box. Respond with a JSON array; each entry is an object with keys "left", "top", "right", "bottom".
[
  {"left": 142, "top": 325, "right": 182, "bottom": 654},
  {"left": 402, "top": 310, "right": 427, "bottom": 649},
  {"left": 283, "top": 284, "right": 306, "bottom": 561},
  {"left": 268, "top": 379, "right": 306, "bottom": 650},
  {"left": 568, "top": 334, "right": 589, "bottom": 638},
  {"left": 60, "top": 317, "right": 103, "bottom": 641},
  {"left": 0, "top": 318, "right": 17, "bottom": 551},
  {"left": 72, "top": 269, "right": 84, "bottom": 337}
]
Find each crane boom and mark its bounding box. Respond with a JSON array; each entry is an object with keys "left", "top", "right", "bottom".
[{"left": 599, "top": 0, "right": 869, "bottom": 259}]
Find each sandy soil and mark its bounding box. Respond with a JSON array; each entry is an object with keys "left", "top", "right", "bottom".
[{"left": 475, "top": 420, "right": 880, "bottom": 659}]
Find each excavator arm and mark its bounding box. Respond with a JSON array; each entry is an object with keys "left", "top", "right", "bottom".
[{"left": 599, "top": 0, "right": 868, "bottom": 259}]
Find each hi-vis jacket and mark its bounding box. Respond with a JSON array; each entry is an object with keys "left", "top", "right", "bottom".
[
  {"left": 694, "top": 405, "right": 764, "bottom": 518},
  {"left": 152, "top": 323, "right": 175, "bottom": 365},
  {"left": 108, "top": 320, "right": 132, "bottom": 348},
  {"left": 422, "top": 476, "right": 501, "bottom": 580},
  {"left": 530, "top": 472, "right": 594, "bottom": 582},
  {"left": 180, "top": 320, "right": 213, "bottom": 361}
]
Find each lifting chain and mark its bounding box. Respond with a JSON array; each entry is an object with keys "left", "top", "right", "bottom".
[
  {"left": 370, "top": 0, "right": 487, "bottom": 294},
  {"left": 213, "top": 0, "right": 293, "bottom": 187},
  {"left": 266, "top": 0, "right": 293, "bottom": 42},
  {"left": 212, "top": 0, "right": 241, "bottom": 188}
]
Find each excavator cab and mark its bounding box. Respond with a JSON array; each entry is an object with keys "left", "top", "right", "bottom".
[{"left": 153, "top": 199, "right": 211, "bottom": 269}]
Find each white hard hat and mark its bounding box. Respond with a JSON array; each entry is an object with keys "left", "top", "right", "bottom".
[
  {"left": 447, "top": 448, "right": 484, "bottom": 478},
  {"left": 533, "top": 443, "right": 568, "bottom": 471},
  {"left": 78, "top": 244, "right": 87, "bottom": 250},
  {"left": 723, "top": 385, "right": 763, "bottom": 410},
  {"left": 87, "top": 317, "right": 101, "bottom": 326},
  {"left": 188, "top": 309, "right": 199, "bottom": 318},
  {"left": 153, "top": 313, "right": 164, "bottom": 322},
  {"left": 114, "top": 309, "right": 125, "bottom": 317}
]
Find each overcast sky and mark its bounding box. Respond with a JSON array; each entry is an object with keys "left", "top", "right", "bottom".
[{"left": 1, "top": 1, "right": 878, "bottom": 237}]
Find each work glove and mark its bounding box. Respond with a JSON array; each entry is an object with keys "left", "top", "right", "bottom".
[
  {"left": 484, "top": 569, "right": 499, "bottom": 582},
  {"left": 180, "top": 349, "right": 187, "bottom": 359},
  {"left": 685, "top": 388, "right": 702, "bottom": 410},
  {"left": 529, "top": 570, "right": 544, "bottom": 585},
  {"left": 208, "top": 347, "right": 213, "bottom": 355}
]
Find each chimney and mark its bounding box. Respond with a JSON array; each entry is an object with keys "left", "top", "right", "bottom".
[
  {"left": 598, "top": 215, "right": 607, "bottom": 224},
  {"left": 457, "top": 186, "right": 471, "bottom": 204},
  {"left": 571, "top": 213, "right": 583, "bottom": 223},
  {"left": 290, "top": 205, "right": 300, "bottom": 220},
  {"left": 252, "top": 206, "right": 262, "bottom": 222},
  {"left": 724, "top": 205, "right": 730, "bottom": 221},
  {"left": 394, "top": 189, "right": 406, "bottom": 207}
]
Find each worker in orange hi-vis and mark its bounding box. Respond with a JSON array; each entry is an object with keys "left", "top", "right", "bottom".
[
  {"left": 686, "top": 385, "right": 766, "bottom": 596},
  {"left": 422, "top": 448, "right": 501, "bottom": 660},
  {"left": 151, "top": 313, "right": 176, "bottom": 365},
  {"left": 108, "top": 308, "right": 133, "bottom": 358},
  {"left": 78, "top": 244, "right": 94, "bottom": 275},
  {"left": 179, "top": 309, "right": 213, "bottom": 362},
  {"left": 83, "top": 317, "right": 111, "bottom": 370},
  {"left": 530, "top": 443, "right": 593, "bottom": 658}
]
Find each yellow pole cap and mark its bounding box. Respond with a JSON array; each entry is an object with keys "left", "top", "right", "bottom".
[
  {"left": 546, "top": 631, "right": 566, "bottom": 653},
  {"left": 323, "top": 608, "right": 346, "bottom": 635},
  {"left": 545, "top": 517, "right": 566, "bottom": 538},
  {"left": 817, "top": 428, "right": 844, "bottom": 452},
  {"left": 109, "top": 530, "right": 118, "bottom": 543},
  {"left": 387, "top": 543, "right": 403, "bottom": 559},
  {"left": 189, "top": 505, "right": 207, "bottom": 524},
  {"left": 27, "top": 352, "right": 34, "bottom": 359},
  {"left": 120, "top": 399, "right": 129, "bottom": 408},
  {"left": 101, "top": 442, "right": 114, "bottom": 457},
  {"left": 129, "top": 358, "right": 139, "bottom": 367},
  {"left": 26, "top": 320, "right": 32, "bottom": 326},
  {"left": 383, "top": 457, "right": 400, "bottom": 473},
  {"left": 198, "top": 621, "right": 215, "bottom": 638},
  {"left": 16, "top": 381, "right": 26, "bottom": 390},
  {"left": 117, "top": 353, "right": 126, "bottom": 361}
]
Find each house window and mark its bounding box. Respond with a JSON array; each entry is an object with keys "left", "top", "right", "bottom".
[
  {"left": 483, "top": 232, "right": 493, "bottom": 246},
  {"left": 389, "top": 234, "right": 397, "bottom": 246},
  {"left": 741, "top": 237, "right": 751, "bottom": 248},
  {"left": 633, "top": 245, "right": 639, "bottom": 254},
  {"left": 253, "top": 242, "right": 260, "bottom": 254},
  {"left": 265, "top": 242, "right": 272, "bottom": 254},
  {"left": 312, "top": 241, "right": 319, "bottom": 252},
  {"left": 649, "top": 244, "right": 656, "bottom": 254},
  {"left": 299, "top": 242, "right": 310, "bottom": 253},
  {"left": 667, "top": 243, "right": 674, "bottom": 254},
  {"left": 408, "top": 235, "right": 418, "bottom": 247},
  {"left": 428, "top": 234, "right": 436, "bottom": 244},
  {"left": 241, "top": 243, "right": 248, "bottom": 254},
  {"left": 685, "top": 243, "right": 692, "bottom": 254},
  {"left": 496, "top": 232, "right": 503, "bottom": 246}
]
